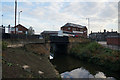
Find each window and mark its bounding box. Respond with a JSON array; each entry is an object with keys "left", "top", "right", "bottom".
[
  {"left": 68, "top": 27, "right": 70, "bottom": 30},
  {"left": 72, "top": 28, "right": 76, "bottom": 31},
  {"left": 11, "top": 28, "right": 15, "bottom": 31},
  {"left": 18, "top": 31, "right": 23, "bottom": 33},
  {"left": 16, "top": 28, "right": 18, "bottom": 31}
]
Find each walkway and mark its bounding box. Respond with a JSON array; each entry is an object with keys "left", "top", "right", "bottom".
[
  {"left": 98, "top": 41, "right": 120, "bottom": 51},
  {"left": 7, "top": 44, "right": 24, "bottom": 48}
]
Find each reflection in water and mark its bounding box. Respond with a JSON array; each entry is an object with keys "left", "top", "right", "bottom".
[
  {"left": 50, "top": 55, "right": 119, "bottom": 80},
  {"left": 49, "top": 53, "right": 54, "bottom": 59},
  {"left": 61, "top": 67, "right": 93, "bottom": 78},
  {"left": 61, "top": 67, "right": 115, "bottom": 80}
]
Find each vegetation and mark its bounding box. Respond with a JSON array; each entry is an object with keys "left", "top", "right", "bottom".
[
  {"left": 69, "top": 42, "right": 120, "bottom": 71},
  {"left": 2, "top": 46, "right": 60, "bottom": 78},
  {"left": 27, "top": 26, "right": 35, "bottom": 35},
  {"left": 2, "top": 41, "right": 8, "bottom": 50}
]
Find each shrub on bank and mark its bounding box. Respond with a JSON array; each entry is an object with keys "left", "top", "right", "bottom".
[
  {"left": 2, "top": 41, "right": 8, "bottom": 50},
  {"left": 69, "top": 41, "right": 120, "bottom": 71}
]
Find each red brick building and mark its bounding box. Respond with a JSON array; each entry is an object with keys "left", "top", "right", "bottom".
[
  {"left": 107, "top": 35, "right": 120, "bottom": 46},
  {"left": 61, "top": 23, "right": 87, "bottom": 38},
  {"left": 11, "top": 24, "right": 28, "bottom": 34}
]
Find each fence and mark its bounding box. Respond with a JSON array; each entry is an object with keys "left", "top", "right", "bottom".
[
  {"left": 2, "top": 33, "right": 40, "bottom": 40},
  {"left": 50, "top": 36, "right": 69, "bottom": 43}
]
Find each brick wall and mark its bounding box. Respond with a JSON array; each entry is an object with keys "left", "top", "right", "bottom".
[
  {"left": 107, "top": 37, "right": 120, "bottom": 46},
  {"left": 61, "top": 26, "right": 87, "bottom": 38}
]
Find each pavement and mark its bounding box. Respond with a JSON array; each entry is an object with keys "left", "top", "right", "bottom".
[
  {"left": 98, "top": 41, "right": 120, "bottom": 51},
  {"left": 7, "top": 44, "right": 24, "bottom": 48}
]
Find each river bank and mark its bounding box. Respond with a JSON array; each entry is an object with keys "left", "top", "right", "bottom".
[
  {"left": 68, "top": 41, "right": 120, "bottom": 72},
  {"left": 2, "top": 43, "right": 60, "bottom": 78}
]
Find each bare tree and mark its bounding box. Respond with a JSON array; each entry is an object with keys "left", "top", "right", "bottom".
[{"left": 28, "top": 26, "right": 35, "bottom": 35}]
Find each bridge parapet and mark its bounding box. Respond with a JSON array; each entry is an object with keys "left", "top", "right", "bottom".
[
  {"left": 68, "top": 37, "right": 90, "bottom": 43},
  {"left": 50, "top": 36, "right": 69, "bottom": 43},
  {"left": 49, "top": 36, "right": 90, "bottom": 43},
  {"left": 3, "top": 33, "right": 45, "bottom": 45}
]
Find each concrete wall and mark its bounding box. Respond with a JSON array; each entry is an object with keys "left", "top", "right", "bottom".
[
  {"left": 3, "top": 38, "right": 45, "bottom": 46},
  {"left": 24, "top": 43, "right": 50, "bottom": 57}
]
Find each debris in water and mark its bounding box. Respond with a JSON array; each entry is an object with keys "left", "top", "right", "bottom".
[
  {"left": 50, "top": 55, "right": 53, "bottom": 59},
  {"left": 22, "top": 65, "right": 29, "bottom": 69},
  {"left": 38, "top": 71, "right": 44, "bottom": 75}
]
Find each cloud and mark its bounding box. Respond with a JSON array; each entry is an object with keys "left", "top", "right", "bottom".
[
  {"left": 98, "top": 2, "right": 118, "bottom": 19},
  {"left": 2, "top": 2, "right": 118, "bottom": 34},
  {"left": 2, "top": 2, "right": 14, "bottom": 13}
]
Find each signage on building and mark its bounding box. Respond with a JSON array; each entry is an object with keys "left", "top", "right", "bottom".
[{"left": 73, "top": 31, "right": 83, "bottom": 34}]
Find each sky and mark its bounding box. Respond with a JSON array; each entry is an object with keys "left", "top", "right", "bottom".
[{"left": 0, "top": 0, "right": 119, "bottom": 34}]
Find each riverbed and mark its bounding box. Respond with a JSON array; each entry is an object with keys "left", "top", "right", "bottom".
[{"left": 50, "top": 54, "right": 119, "bottom": 80}]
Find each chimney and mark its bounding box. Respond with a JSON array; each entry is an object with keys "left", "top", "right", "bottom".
[
  {"left": 104, "top": 29, "right": 106, "bottom": 33},
  {"left": 8, "top": 24, "right": 10, "bottom": 33},
  {"left": 111, "top": 29, "right": 113, "bottom": 32}
]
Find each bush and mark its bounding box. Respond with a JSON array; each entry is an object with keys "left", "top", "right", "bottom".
[
  {"left": 2, "top": 41, "right": 8, "bottom": 50},
  {"left": 69, "top": 41, "right": 120, "bottom": 71}
]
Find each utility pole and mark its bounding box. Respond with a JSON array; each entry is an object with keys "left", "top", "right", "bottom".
[
  {"left": 86, "top": 18, "right": 90, "bottom": 36},
  {"left": 15, "top": 0, "right": 17, "bottom": 34}
]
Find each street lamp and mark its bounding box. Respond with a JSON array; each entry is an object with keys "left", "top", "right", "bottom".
[
  {"left": 2, "top": 14, "right": 3, "bottom": 26},
  {"left": 18, "top": 10, "right": 22, "bottom": 24}
]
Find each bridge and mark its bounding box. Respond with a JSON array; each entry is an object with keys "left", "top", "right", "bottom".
[
  {"left": 49, "top": 36, "right": 89, "bottom": 43},
  {"left": 2, "top": 33, "right": 89, "bottom": 44},
  {"left": 49, "top": 36, "right": 90, "bottom": 56},
  {"left": 2, "top": 33, "right": 90, "bottom": 57}
]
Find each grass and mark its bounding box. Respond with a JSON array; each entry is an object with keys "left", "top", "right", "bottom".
[
  {"left": 69, "top": 41, "right": 120, "bottom": 71},
  {"left": 2, "top": 45, "right": 60, "bottom": 78},
  {"left": 2, "top": 41, "right": 8, "bottom": 50}
]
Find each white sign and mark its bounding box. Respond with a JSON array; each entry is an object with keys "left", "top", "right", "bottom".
[{"left": 73, "top": 31, "right": 83, "bottom": 34}]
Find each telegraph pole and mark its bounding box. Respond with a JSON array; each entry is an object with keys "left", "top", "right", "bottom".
[{"left": 15, "top": 0, "right": 17, "bottom": 34}]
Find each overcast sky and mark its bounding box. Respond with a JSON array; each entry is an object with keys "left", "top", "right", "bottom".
[{"left": 0, "top": 1, "right": 119, "bottom": 34}]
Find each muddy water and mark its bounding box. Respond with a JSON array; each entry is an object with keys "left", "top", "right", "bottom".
[{"left": 50, "top": 54, "right": 119, "bottom": 80}]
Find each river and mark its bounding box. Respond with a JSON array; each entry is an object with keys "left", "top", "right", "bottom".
[{"left": 50, "top": 54, "right": 119, "bottom": 80}]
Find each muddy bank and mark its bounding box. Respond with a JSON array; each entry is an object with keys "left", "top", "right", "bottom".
[{"left": 2, "top": 43, "right": 60, "bottom": 78}]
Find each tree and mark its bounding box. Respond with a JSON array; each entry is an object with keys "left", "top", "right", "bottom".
[{"left": 28, "top": 26, "right": 35, "bottom": 35}]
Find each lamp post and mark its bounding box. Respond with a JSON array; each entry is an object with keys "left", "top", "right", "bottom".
[
  {"left": 2, "top": 14, "right": 3, "bottom": 26},
  {"left": 18, "top": 10, "right": 22, "bottom": 24}
]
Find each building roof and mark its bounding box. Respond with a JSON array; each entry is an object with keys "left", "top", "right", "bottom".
[
  {"left": 62, "top": 23, "right": 86, "bottom": 28},
  {"left": 107, "top": 33, "right": 120, "bottom": 38},
  {"left": 90, "top": 31, "right": 118, "bottom": 35},
  {"left": 14, "top": 24, "right": 28, "bottom": 30},
  {"left": 41, "top": 31, "right": 58, "bottom": 34}
]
